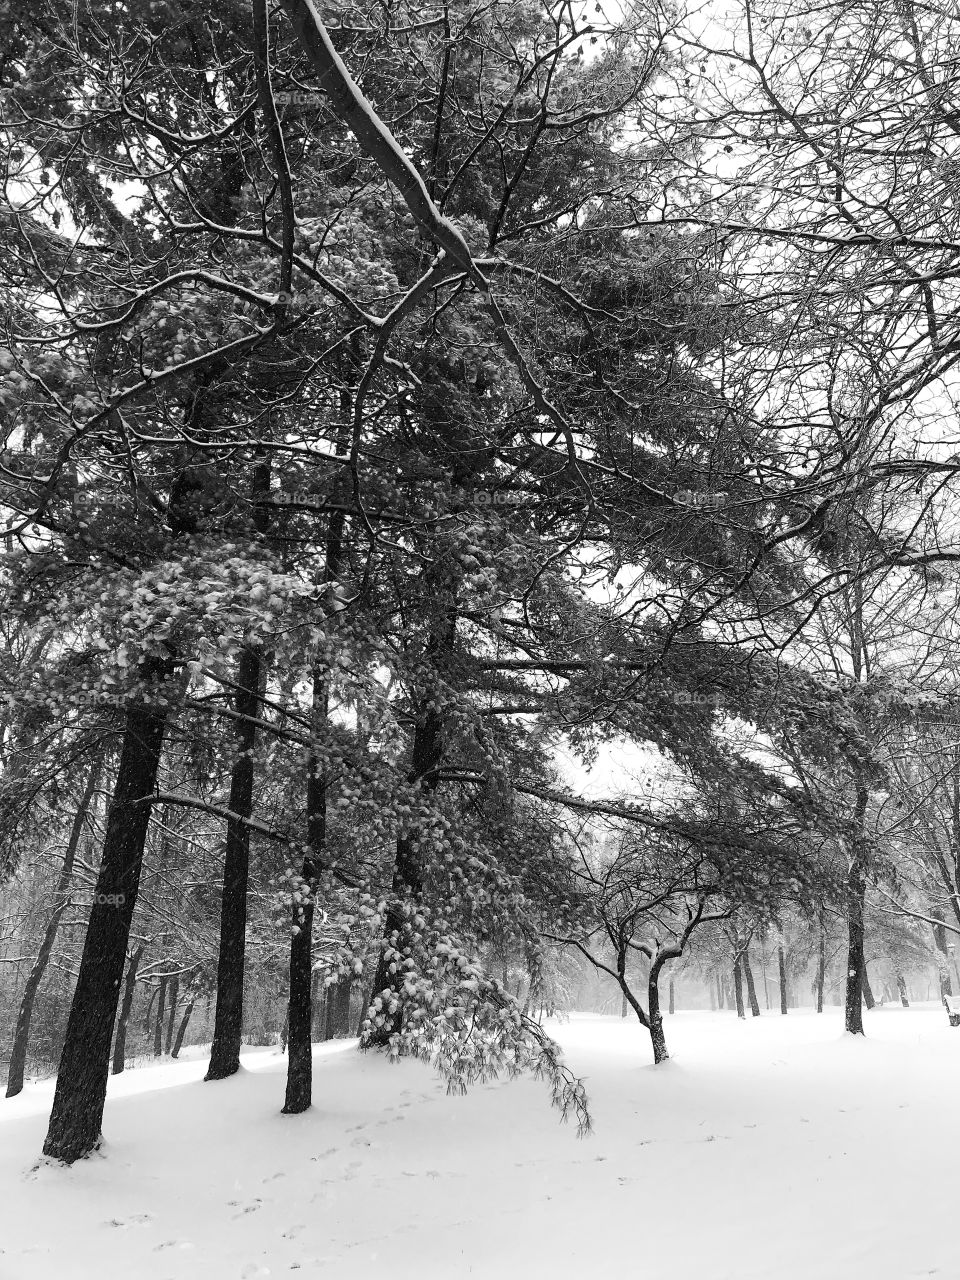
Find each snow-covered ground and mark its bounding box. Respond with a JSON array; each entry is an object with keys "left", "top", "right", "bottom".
[{"left": 2, "top": 1005, "right": 959, "bottom": 1279}]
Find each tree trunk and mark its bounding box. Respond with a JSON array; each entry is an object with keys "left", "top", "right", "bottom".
[
  {"left": 171, "top": 997, "right": 196, "bottom": 1058},
  {"left": 778, "top": 944, "right": 789, "bottom": 1015},
  {"left": 324, "top": 976, "right": 352, "bottom": 1039},
  {"left": 311, "top": 971, "right": 323, "bottom": 1039},
  {"left": 896, "top": 973, "right": 909, "bottom": 1007},
  {"left": 861, "top": 965, "right": 876, "bottom": 1010},
  {"left": 733, "top": 955, "right": 746, "bottom": 1018},
  {"left": 282, "top": 732, "right": 324, "bottom": 1112},
  {"left": 206, "top": 639, "right": 263, "bottom": 1080},
  {"left": 43, "top": 670, "right": 170, "bottom": 1163},
  {"left": 621, "top": 990, "right": 629, "bottom": 1018},
  {"left": 164, "top": 975, "right": 179, "bottom": 1054},
  {"left": 141, "top": 984, "right": 158, "bottom": 1034},
  {"left": 647, "top": 956, "right": 675, "bottom": 1063},
  {"left": 668, "top": 977, "right": 675, "bottom": 1015},
  {"left": 283, "top": 520, "right": 344, "bottom": 1110},
  {"left": 366, "top": 709, "right": 441, "bottom": 1045},
  {"left": 815, "top": 925, "right": 826, "bottom": 1014},
  {"left": 931, "top": 914, "right": 954, "bottom": 998},
  {"left": 742, "top": 947, "right": 761, "bottom": 1016},
  {"left": 844, "top": 801, "right": 868, "bottom": 1033},
  {"left": 153, "top": 977, "right": 167, "bottom": 1056},
  {"left": 111, "top": 945, "right": 144, "bottom": 1075},
  {"left": 6, "top": 759, "right": 101, "bottom": 1097},
  {"left": 716, "top": 971, "right": 724, "bottom": 1009}
]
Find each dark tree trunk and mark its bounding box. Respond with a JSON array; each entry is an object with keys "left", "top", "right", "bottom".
[
  {"left": 815, "top": 925, "right": 826, "bottom": 1013},
  {"left": 366, "top": 708, "right": 441, "bottom": 1045},
  {"left": 6, "top": 759, "right": 100, "bottom": 1097},
  {"left": 171, "top": 997, "right": 196, "bottom": 1058},
  {"left": 647, "top": 955, "right": 676, "bottom": 1064},
  {"left": 311, "top": 971, "right": 323, "bottom": 1039},
  {"left": 324, "top": 976, "right": 352, "bottom": 1039},
  {"left": 733, "top": 956, "right": 746, "bottom": 1018},
  {"left": 153, "top": 977, "right": 167, "bottom": 1056},
  {"left": 778, "top": 944, "right": 789, "bottom": 1015},
  {"left": 141, "top": 984, "right": 158, "bottom": 1034},
  {"left": 861, "top": 965, "right": 876, "bottom": 1009},
  {"left": 282, "top": 716, "right": 325, "bottom": 1112},
  {"left": 931, "top": 914, "right": 954, "bottom": 998},
  {"left": 42, "top": 671, "right": 170, "bottom": 1163},
  {"left": 742, "top": 948, "right": 761, "bottom": 1016},
  {"left": 206, "top": 639, "right": 263, "bottom": 1081},
  {"left": 164, "top": 975, "right": 179, "bottom": 1054},
  {"left": 844, "top": 797, "right": 868, "bottom": 1034},
  {"left": 896, "top": 974, "right": 909, "bottom": 1007},
  {"left": 111, "top": 944, "right": 144, "bottom": 1075},
  {"left": 282, "top": 491, "right": 344, "bottom": 1113}
]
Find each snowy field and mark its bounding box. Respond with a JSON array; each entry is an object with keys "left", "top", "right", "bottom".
[{"left": 2, "top": 1006, "right": 959, "bottom": 1280}]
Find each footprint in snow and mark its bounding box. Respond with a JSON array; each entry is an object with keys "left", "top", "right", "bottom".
[
  {"left": 229, "top": 1198, "right": 263, "bottom": 1218},
  {"left": 154, "top": 1240, "right": 195, "bottom": 1251},
  {"left": 103, "top": 1213, "right": 154, "bottom": 1228}
]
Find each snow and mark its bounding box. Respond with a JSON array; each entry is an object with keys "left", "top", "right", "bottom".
[{"left": 2, "top": 1006, "right": 959, "bottom": 1279}]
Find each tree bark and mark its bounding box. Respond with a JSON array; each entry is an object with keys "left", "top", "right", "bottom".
[
  {"left": 733, "top": 955, "right": 746, "bottom": 1018},
  {"left": 111, "top": 944, "right": 144, "bottom": 1075},
  {"left": 668, "top": 977, "right": 675, "bottom": 1015},
  {"left": 647, "top": 953, "right": 677, "bottom": 1063},
  {"left": 325, "top": 976, "right": 352, "bottom": 1039},
  {"left": 366, "top": 699, "right": 443, "bottom": 1045},
  {"left": 6, "top": 759, "right": 101, "bottom": 1097},
  {"left": 778, "top": 944, "right": 789, "bottom": 1015},
  {"left": 815, "top": 924, "right": 826, "bottom": 1013},
  {"left": 931, "top": 913, "right": 954, "bottom": 997},
  {"left": 206, "top": 453, "right": 270, "bottom": 1078},
  {"left": 282, "top": 668, "right": 327, "bottom": 1114},
  {"left": 742, "top": 947, "right": 761, "bottom": 1016},
  {"left": 844, "top": 791, "right": 869, "bottom": 1034},
  {"left": 171, "top": 996, "right": 196, "bottom": 1058},
  {"left": 861, "top": 965, "right": 876, "bottom": 1009},
  {"left": 896, "top": 973, "right": 909, "bottom": 1007},
  {"left": 42, "top": 668, "right": 170, "bottom": 1162},
  {"left": 153, "top": 976, "right": 167, "bottom": 1056},
  {"left": 205, "top": 641, "right": 262, "bottom": 1080},
  {"left": 164, "top": 975, "right": 179, "bottom": 1054},
  {"left": 141, "top": 984, "right": 158, "bottom": 1034},
  {"left": 282, "top": 480, "right": 345, "bottom": 1113}
]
